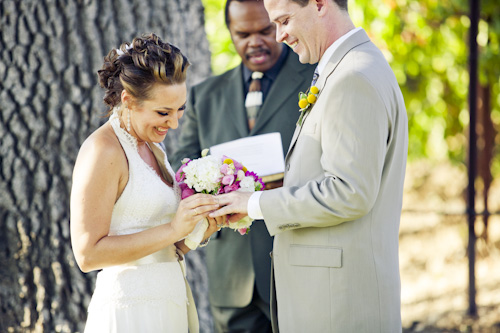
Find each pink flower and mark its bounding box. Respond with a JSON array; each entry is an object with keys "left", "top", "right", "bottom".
[
  {"left": 175, "top": 161, "right": 191, "bottom": 182},
  {"left": 233, "top": 159, "right": 243, "bottom": 171},
  {"left": 245, "top": 171, "right": 258, "bottom": 179},
  {"left": 246, "top": 171, "right": 265, "bottom": 190},
  {"left": 238, "top": 228, "right": 247, "bottom": 235},
  {"left": 224, "top": 184, "right": 239, "bottom": 193},
  {"left": 222, "top": 175, "right": 234, "bottom": 186},
  {"left": 180, "top": 183, "right": 195, "bottom": 199}
]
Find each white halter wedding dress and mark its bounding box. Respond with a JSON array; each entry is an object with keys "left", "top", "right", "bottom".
[{"left": 83, "top": 110, "right": 197, "bottom": 332}]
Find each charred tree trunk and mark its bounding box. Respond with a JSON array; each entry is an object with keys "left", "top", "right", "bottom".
[{"left": 0, "top": 1, "right": 212, "bottom": 332}]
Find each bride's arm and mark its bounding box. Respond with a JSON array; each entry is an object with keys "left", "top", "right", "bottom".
[{"left": 70, "top": 130, "right": 219, "bottom": 273}]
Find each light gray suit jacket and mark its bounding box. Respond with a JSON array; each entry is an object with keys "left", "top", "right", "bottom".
[
  {"left": 170, "top": 50, "right": 315, "bottom": 309},
  {"left": 261, "top": 29, "right": 408, "bottom": 332}
]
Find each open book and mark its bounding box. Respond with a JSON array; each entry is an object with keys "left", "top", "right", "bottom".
[{"left": 209, "top": 132, "right": 285, "bottom": 183}]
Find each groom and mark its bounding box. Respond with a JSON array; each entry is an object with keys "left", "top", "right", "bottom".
[{"left": 211, "top": 0, "right": 408, "bottom": 332}]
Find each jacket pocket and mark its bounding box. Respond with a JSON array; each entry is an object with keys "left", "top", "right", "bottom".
[{"left": 289, "top": 245, "right": 342, "bottom": 268}]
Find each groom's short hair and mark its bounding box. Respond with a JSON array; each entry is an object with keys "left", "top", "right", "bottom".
[{"left": 291, "top": 0, "right": 348, "bottom": 10}]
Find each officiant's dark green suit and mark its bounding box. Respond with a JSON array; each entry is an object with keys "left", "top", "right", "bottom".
[{"left": 170, "top": 47, "right": 314, "bottom": 331}]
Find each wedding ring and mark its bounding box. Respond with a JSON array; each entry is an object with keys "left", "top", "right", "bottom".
[
  {"left": 194, "top": 208, "right": 199, "bottom": 215},
  {"left": 217, "top": 224, "right": 222, "bottom": 227}
]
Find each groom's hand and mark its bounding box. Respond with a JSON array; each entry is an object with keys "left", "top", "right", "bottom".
[{"left": 210, "top": 192, "right": 252, "bottom": 222}]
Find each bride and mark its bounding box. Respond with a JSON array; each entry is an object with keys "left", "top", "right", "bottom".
[{"left": 70, "top": 33, "right": 221, "bottom": 332}]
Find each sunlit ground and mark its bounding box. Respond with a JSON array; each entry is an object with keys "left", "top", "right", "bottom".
[{"left": 400, "top": 161, "right": 500, "bottom": 332}]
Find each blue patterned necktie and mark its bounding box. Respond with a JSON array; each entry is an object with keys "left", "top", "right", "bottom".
[{"left": 311, "top": 67, "right": 319, "bottom": 87}]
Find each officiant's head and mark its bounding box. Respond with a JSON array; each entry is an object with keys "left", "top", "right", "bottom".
[{"left": 225, "top": 0, "right": 283, "bottom": 73}]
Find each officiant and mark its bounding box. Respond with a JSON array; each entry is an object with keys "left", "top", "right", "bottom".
[{"left": 169, "top": 0, "right": 314, "bottom": 331}]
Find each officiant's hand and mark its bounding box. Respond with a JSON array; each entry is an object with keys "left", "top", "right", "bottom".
[{"left": 209, "top": 192, "right": 252, "bottom": 223}]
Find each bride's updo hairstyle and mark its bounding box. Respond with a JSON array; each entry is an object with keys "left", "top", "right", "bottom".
[{"left": 98, "top": 33, "right": 190, "bottom": 114}]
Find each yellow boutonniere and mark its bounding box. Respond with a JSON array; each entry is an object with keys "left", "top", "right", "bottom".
[{"left": 297, "top": 85, "right": 319, "bottom": 126}]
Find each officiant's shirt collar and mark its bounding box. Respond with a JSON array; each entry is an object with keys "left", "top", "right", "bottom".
[{"left": 316, "top": 27, "right": 363, "bottom": 76}]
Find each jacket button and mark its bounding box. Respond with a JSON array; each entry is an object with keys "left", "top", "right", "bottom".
[{"left": 286, "top": 164, "right": 290, "bottom": 171}]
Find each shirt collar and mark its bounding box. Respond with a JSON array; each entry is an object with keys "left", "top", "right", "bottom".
[
  {"left": 316, "top": 27, "right": 363, "bottom": 76},
  {"left": 243, "top": 44, "right": 288, "bottom": 83}
]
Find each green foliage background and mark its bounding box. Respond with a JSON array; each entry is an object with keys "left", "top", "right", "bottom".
[{"left": 201, "top": 0, "right": 500, "bottom": 175}]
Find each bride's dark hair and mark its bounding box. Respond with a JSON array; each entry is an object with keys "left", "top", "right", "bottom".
[{"left": 98, "top": 33, "right": 190, "bottom": 114}]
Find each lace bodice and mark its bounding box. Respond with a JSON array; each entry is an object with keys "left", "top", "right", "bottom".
[
  {"left": 86, "top": 110, "right": 193, "bottom": 323},
  {"left": 108, "top": 110, "right": 181, "bottom": 236}
]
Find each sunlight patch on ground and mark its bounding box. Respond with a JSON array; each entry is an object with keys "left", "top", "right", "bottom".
[{"left": 400, "top": 161, "right": 500, "bottom": 331}]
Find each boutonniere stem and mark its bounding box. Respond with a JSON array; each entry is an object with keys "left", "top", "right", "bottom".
[{"left": 297, "top": 85, "right": 319, "bottom": 126}]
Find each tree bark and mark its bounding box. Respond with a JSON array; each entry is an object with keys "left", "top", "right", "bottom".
[{"left": 0, "top": 0, "right": 212, "bottom": 332}]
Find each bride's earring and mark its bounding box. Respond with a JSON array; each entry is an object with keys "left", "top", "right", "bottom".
[{"left": 126, "top": 106, "right": 131, "bottom": 132}]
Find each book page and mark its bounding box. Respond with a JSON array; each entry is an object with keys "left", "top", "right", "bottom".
[{"left": 209, "top": 132, "right": 285, "bottom": 177}]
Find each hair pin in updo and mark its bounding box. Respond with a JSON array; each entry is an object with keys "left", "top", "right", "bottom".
[{"left": 116, "top": 44, "right": 133, "bottom": 56}]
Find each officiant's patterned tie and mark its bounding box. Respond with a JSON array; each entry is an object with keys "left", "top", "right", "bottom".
[{"left": 245, "top": 71, "right": 264, "bottom": 130}]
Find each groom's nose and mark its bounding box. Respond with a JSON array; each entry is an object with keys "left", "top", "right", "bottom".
[{"left": 276, "top": 25, "right": 287, "bottom": 43}]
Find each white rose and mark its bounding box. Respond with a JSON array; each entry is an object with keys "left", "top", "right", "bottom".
[{"left": 238, "top": 176, "right": 256, "bottom": 192}]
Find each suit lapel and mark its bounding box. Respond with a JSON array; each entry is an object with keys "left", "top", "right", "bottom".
[
  {"left": 251, "top": 51, "right": 308, "bottom": 135},
  {"left": 224, "top": 66, "right": 250, "bottom": 137},
  {"left": 318, "top": 29, "right": 370, "bottom": 89},
  {"left": 285, "top": 29, "right": 371, "bottom": 160}
]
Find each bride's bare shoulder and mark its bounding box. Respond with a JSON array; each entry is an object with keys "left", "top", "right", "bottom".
[{"left": 77, "top": 123, "right": 125, "bottom": 164}]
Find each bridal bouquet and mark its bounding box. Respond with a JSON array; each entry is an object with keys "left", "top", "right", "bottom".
[{"left": 176, "top": 149, "right": 265, "bottom": 249}]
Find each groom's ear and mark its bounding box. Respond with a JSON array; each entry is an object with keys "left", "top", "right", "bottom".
[{"left": 315, "top": 0, "right": 330, "bottom": 17}]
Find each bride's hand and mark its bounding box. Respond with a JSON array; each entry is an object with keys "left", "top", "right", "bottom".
[
  {"left": 203, "top": 215, "right": 224, "bottom": 241},
  {"left": 171, "top": 193, "right": 219, "bottom": 239}
]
